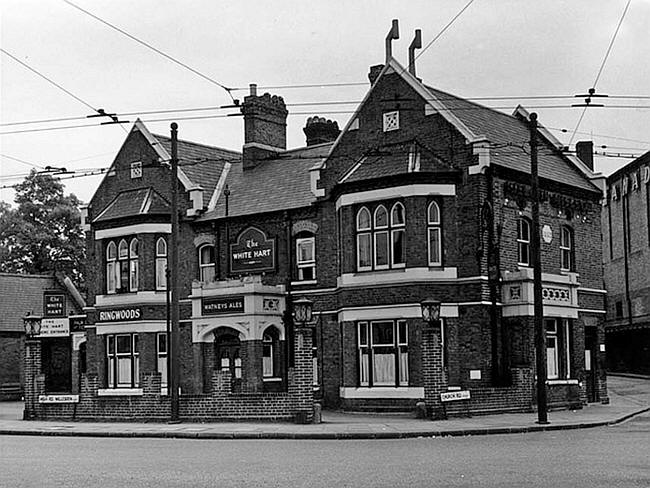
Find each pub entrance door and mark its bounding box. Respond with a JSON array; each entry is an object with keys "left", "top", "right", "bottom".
[
  {"left": 215, "top": 332, "right": 242, "bottom": 390},
  {"left": 42, "top": 337, "right": 72, "bottom": 393}
]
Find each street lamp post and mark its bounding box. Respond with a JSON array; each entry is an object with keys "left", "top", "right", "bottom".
[{"left": 22, "top": 312, "right": 42, "bottom": 420}]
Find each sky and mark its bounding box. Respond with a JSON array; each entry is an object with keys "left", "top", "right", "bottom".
[{"left": 2, "top": 0, "right": 650, "bottom": 205}]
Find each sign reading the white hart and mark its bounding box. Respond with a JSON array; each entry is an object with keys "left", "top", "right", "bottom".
[{"left": 230, "top": 227, "right": 275, "bottom": 274}]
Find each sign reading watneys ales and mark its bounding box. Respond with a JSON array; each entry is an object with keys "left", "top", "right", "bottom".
[
  {"left": 98, "top": 308, "right": 142, "bottom": 322},
  {"left": 230, "top": 227, "right": 275, "bottom": 274}
]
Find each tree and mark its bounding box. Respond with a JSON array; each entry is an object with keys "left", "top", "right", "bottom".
[{"left": 0, "top": 170, "right": 86, "bottom": 287}]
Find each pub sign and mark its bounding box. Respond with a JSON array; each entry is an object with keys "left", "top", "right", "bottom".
[
  {"left": 202, "top": 296, "right": 245, "bottom": 316},
  {"left": 44, "top": 293, "right": 66, "bottom": 317},
  {"left": 230, "top": 227, "right": 276, "bottom": 274}
]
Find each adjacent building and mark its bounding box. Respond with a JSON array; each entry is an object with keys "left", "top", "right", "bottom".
[
  {"left": 602, "top": 150, "right": 650, "bottom": 375},
  {"left": 24, "top": 25, "right": 609, "bottom": 421},
  {"left": 0, "top": 272, "right": 85, "bottom": 400}
]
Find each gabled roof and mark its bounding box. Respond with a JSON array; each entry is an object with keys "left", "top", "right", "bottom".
[
  {"left": 198, "top": 143, "right": 331, "bottom": 220},
  {"left": 93, "top": 187, "right": 170, "bottom": 222},
  {"left": 425, "top": 86, "right": 599, "bottom": 193},
  {"left": 340, "top": 140, "right": 455, "bottom": 184},
  {"left": 0, "top": 273, "right": 85, "bottom": 332},
  {"left": 154, "top": 134, "right": 240, "bottom": 207}
]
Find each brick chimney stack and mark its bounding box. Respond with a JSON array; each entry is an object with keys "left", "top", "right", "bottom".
[
  {"left": 368, "top": 64, "right": 384, "bottom": 85},
  {"left": 303, "top": 117, "right": 340, "bottom": 146},
  {"left": 241, "top": 84, "right": 288, "bottom": 169},
  {"left": 576, "top": 141, "right": 594, "bottom": 171}
]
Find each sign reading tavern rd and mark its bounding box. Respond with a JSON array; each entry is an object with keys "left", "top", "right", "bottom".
[
  {"left": 202, "top": 296, "right": 245, "bottom": 316},
  {"left": 230, "top": 227, "right": 276, "bottom": 274},
  {"left": 98, "top": 308, "right": 142, "bottom": 322}
]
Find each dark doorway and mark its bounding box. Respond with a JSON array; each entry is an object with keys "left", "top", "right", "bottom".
[
  {"left": 215, "top": 332, "right": 241, "bottom": 390},
  {"left": 585, "top": 327, "right": 599, "bottom": 403},
  {"left": 42, "top": 337, "right": 72, "bottom": 393}
]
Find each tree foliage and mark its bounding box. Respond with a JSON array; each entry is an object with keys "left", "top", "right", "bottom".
[{"left": 0, "top": 170, "right": 86, "bottom": 287}]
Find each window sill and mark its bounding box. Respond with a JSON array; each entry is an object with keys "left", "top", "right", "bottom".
[
  {"left": 97, "top": 388, "right": 143, "bottom": 396},
  {"left": 340, "top": 386, "right": 424, "bottom": 399},
  {"left": 291, "top": 280, "right": 317, "bottom": 286},
  {"left": 546, "top": 379, "right": 579, "bottom": 385},
  {"left": 263, "top": 377, "right": 283, "bottom": 382}
]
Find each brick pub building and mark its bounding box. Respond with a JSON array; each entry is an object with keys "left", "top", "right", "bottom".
[
  {"left": 602, "top": 150, "right": 650, "bottom": 375},
  {"left": 24, "top": 25, "right": 608, "bottom": 421}
]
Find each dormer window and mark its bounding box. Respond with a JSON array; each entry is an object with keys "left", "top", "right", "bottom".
[{"left": 383, "top": 111, "right": 399, "bottom": 132}]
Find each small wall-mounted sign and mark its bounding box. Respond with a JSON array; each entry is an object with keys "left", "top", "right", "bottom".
[
  {"left": 470, "top": 369, "right": 482, "bottom": 380},
  {"left": 542, "top": 224, "right": 553, "bottom": 244},
  {"left": 440, "top": 390, "right": 471, "bottom": 402},
  {"left": 98, "top": 308, "right": 142, "bottom": 322},
  {"left": 230, "top": 227, "right": 275, "bottom": 274},
  {"left": 38, "top": 394, "right": 79, "bottom": 403},
  {"left": 38, "top": 318, "right": 70, "bottom": 337},
  {"left": 202, "top": 296, "right": 245, "bottom": 316},
  {"left": 43, "top": 293, "right": 66, "bottom": 317},
  {"left": 69, "top": 315, "right": 86, "bottom": 332}
]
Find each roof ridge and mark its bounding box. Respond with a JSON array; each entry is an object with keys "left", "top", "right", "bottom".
[
  {"left": 425, "top": 84, "right": 521, "bottom": 124},
  {"left": 153, "top": 133, "right": 241, "bottom": 155}
]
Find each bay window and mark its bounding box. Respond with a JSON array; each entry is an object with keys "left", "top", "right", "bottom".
[
  {"left": 106, "top": 237, "right": 138, "bottom": 294},
  {"left": 356, "top": 202, "right": 407, "bottom": 272}
]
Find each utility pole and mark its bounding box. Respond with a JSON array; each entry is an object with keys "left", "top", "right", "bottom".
[
  {"left": 169, "top": 122, "right": 180, "bottom": 423},
  {"left": 530, "top": 112, "right": 549, "bottom": 424}
]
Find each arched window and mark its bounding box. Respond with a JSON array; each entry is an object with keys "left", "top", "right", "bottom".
[
  {"left": 517, "top": 218, "right": 531, "bottom": 266},
  {"left": 373, "top": 205, "right": 389, "bottom": 269},
  {"left": 356, "top": 203, "right": 408, "bottom": 271},
  {"left": 356, "top": 207, "right": 372, "bottom": 271},
  {"left": 129, "top": 238, "right": 139, "bottom": 292},
  {"left": 155, "top": 237, "right": 167, "bottom": 290},
  {"left": 106, "top": 241, "right": 117, "bottom": 294},
  {"left": 427, "top": 202, "right": 442, "bottom": 266},
  {"left": 198, "top": 245, "right": 215, "bottom": 282},
  {"left": 118, "top": 239, "right": 129, "bottom": 292},
  {"left": 560, "top": 226, "right": 573, "bottom": 271},
  {"left": 262, "top": 326, "right": 281, "bottom": 380},
  {"left": 391, "top": 202, "right": 405, "bottom": 266}
]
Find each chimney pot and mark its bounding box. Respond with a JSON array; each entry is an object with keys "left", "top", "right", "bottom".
[
  {"left": 249, "top": 83, "right": 257, "bottom": 96},
  {"left": 303, "top": 117, "right": 340, "bottom": 146},
  {"left": 241, "top": 89, "right": 288, "bottom": 169}
]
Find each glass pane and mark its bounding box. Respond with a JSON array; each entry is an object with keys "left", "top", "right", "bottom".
[
  {"left": 545, "top": 319, "right": 557, "bottom": 334},
  {"left": 120, "top": 261, "right": 129, "bottom": 290},
  {"left": 263, "top": 356, "right": 273, "bottom": 377},
  {"left": 391, "top": 203, "right": 405, "bottom": 225},
  {"left": 130, "top": 260, "right": 138, "bottom": 291},
  {"left": 133, "top": 334, "right": 138, "bottom": 353},
  {"left": 373, "top": 350, "right": 395, "bottom": 385},
  {"left": 399, "top": 349, "right": 409, "bottom": 384},
  {"left": 107, "top": 262, "right": 116, "bottom": 292},
  {"left": 358, "top": 322, "right": 368, "bottom": 346},
  {"left": 398, "top": 321, "right": 408, "bottom": 345},
  {"left": 428, "top": 202, "right": 440, "bottom": 224},
  {"left": 298, "top": 239, "right": 314, "bottom": 262},
  {"left": 130, "top": 238, "right": 138, "bottom": 257},
  {"left": 157, "top": 238, "right": 167, "bottom": 256},
  {"left": 118, "top": 239, "right": 128, "bottom": 259},
  {"left": 157, "top": 357, "right": 168, "bottom": 386},
  {"left": 156, "top": 258, "right": 167, "bottom": 289},
  {"left": 358, "top": 233, "right": 371, "bottom": 268},
  {"left": 372, "top": 322, "right": 394, "bottom": 345},
  {"left": 201, "top": 266, "right": 215, "bottom": 282},
  {"left": 375, "top": 231, "right": 389, "bottom": 266},
  {"left": 116, "top": 335, "right": 131, "bottom": 354},
  {"left": 200, "top": 246, "right": 215, "bottom": 265},
  {"left": 519, "top": 243, "right": 529, "bottom": 265},
  {"left": 107, "top": 335, "right": 114, "bottom": 355},
  {"left": 298, "top": 265, "right": 315, "bottom": 281},
  {"left": 429, "top": 228, "right": 441, "bottom": 264},
  {"left": 158, "top": 333, "right": 167, "bottom": 354},
  {"left": 234, "top": 353, "right": 242, "bottom": 378},
  {"left": 392, "top": 230, "right": 404, "bottom": 265},
  {"left": 374, "top": 206, "right": 388, "bottom": 228},
  {"left": 359, "top": 350, "right": 369, "bottom": 385},
  {"left": 357, "top": 207, "right": 370, "bottom": 230},
  {"left": 313, "top": 356, "right": 319, "bottom": 386},
  {"left": 108, "top": 357, "right": 115, "bottom": 387},
  {"left": 107, "top": 241, "right": 116, "bottom": 259},
  {"left": 117, "top": 357, "right": 132, "bottom": 386}
]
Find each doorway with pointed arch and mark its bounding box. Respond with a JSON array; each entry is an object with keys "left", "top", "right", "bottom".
[{"left": 214, "top": 327, "right": 242, "bottom": 391}]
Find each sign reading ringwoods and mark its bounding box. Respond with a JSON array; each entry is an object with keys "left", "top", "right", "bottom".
[{"left": 230, "top": 227, "right": 275, "bottom": 274}]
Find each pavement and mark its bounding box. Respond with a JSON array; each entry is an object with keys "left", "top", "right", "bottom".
[{"left": 1, "top": 374, "right": 648, "bottom": 440}]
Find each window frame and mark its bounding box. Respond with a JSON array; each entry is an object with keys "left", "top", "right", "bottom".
[
  {"left": 357, "top": 320, "right": 409, "bottom": 388},
  {"left": 390, "top": 202, "right": 406, "bottom": 267},
  {"left": 356, "top": 207, "right": 372, "bottom": 272},
  {"left": 155, "top": 237, "right": 168, "bottom": 291},
  {"left": 296, "top": 235, "right": 316, "bottom": 282},
  {"left": 198, "top": 244, "right": 215, "bottom": 283},
  {"left": 356, "top": 202, "right": 407, "bottom": 272},
  {"left": 545, "top": 318, "right": 571, "bottom": 380},
  {"left": 382, "top": 110, "right": 400, "bottom": 132},
  {"left": 129, "top": 238, "right": 139, "bottom": 292},
  {"left": 106, "top": 237, "right": 138, "bottom": 294},
  {"left": 560, "top": 226, "right": 574, "bottom": 271},
  {"left": 106, "top": 333, "right": 139, "bottom": 389},
  {"left": 157, "top": 332, "right": 168, "bottom": 387},
  {"left": 106, "top": 241, "right": 117, "bottom": 294},
  {"left": 427, "top": 201, "right": 442, "bottom": 266},
  {"left": 517, "top": 218, "right": 531, "bottom": 267}
]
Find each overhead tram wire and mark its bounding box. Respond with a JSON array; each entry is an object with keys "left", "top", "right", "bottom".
[
  {"left": 1, "top": 48, "right": 128, "bottom": 133},
  {"left": 61, "top": 0, "right": 235, "bottom": 104},
  {"left": 568, "top": 0, "right": 632, "bottom": 146},
  {"left": 1, "top": 153, "right": 45, "bottom": 169}
]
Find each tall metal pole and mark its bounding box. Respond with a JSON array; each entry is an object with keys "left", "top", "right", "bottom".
[
  {"left": 169, "top": 122, "right": 180, "bottom": 422},
  {"left": 530, "top": 112, "right": 549, "bottom": 424}
]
